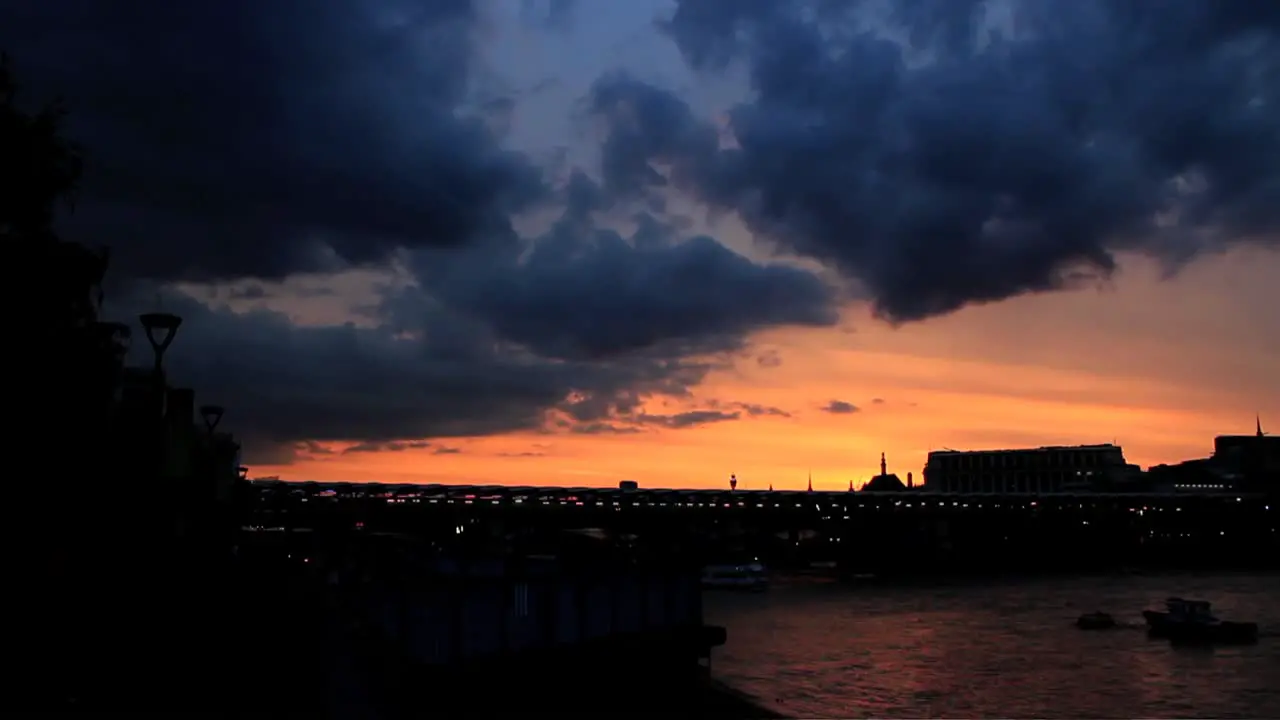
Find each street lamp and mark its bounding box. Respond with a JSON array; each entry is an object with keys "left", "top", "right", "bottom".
[
  {"left": 200, "top": 404, "right": 225, "bottom": 434},
  {"left": 139, "top": 312, "right": 182, "bottom": 375}
]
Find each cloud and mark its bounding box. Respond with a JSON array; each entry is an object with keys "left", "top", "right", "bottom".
[
  {"left": 590, "top": 0, "right": 1280, "bottom": 322},
  {"left": 637, "top": 410, "right": 739, "bottom": 428},
  {"left": 2, "top": 0, "right": 545, "bottom": 283},
  {"left": 408, "top": 173, "right": 838, "bottom": 361},
  {"left": 343, "top": 440, "right": 434, "bottom": 454},
  {"left": 732, "top": 402, "right": 791, "bottom": 418},
  {"left": 822, "top": 400, "right": 860, "bottom": 415},
  {"left": 1, "top": 1, "right": 837, "bottom": 465},
  {"left": 112, "top": 283, "right": 764, "bottom": 463},
  {"left": 755, "top": 349, "right": 783, "bottom": 368},
  {"left": 12, "top": 0, "right": 1280, "bottom": 470}
]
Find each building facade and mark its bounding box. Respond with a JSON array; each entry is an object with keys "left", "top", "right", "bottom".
[
  {"left": 923, "top": 444, "right": 1135, "bottom": 494},
  {"left": 1149, "top": 421, "right": 1280, "bottom": 493}
]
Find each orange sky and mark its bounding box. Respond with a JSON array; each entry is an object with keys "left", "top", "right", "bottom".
[{"left": 245, "top": 245, "right": 1279, "bottom": 490}]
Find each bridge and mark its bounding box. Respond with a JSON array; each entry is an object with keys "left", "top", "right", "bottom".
[
  {"left": 249, "top": 480, "right": 1272, "bottom": 511},
  {"left": 246, "top": 481, "right": 1278, "bottom": 577}
]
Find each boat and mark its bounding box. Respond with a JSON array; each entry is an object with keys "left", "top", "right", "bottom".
[
  {"left": 1076, "top": 611, "right": 1116, "bottom": 630},
  {"left": 701, "top": 559, "right": 769, "bottom": 591},
  {"left": 1143, "top": 597, "right": 1258, "bottom": 644}
]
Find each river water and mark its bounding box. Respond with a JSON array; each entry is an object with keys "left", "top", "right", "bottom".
[{"left": 706, "top": 573, "right": 1280, "bottom": 719}]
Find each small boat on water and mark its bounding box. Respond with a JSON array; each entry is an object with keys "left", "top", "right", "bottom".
[
  {"left": 701, "top": 559, "right": 769, "bottom": 591},
  {"left": 1077, "top": 612, "right": 1116, "bottom": 630},
  {"left": 1143, "top": 597, "right": 1258, "bottom": 644}
]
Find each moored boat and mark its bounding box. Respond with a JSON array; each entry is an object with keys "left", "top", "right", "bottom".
[{"left": 1144, "top": 597, "right": 1258, "bottom": 644}]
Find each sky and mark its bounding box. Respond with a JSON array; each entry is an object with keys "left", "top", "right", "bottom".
[{"left": 2, "top": 0, "right": 1277, "bottom": 489}]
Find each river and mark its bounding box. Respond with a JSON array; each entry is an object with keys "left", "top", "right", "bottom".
[{"left": 706, "top": 573, "right": 1280, "bottom": 719}]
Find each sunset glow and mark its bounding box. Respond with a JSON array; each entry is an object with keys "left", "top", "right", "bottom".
[{"left": 254, "top": 249, "right": 1279, "bottom": 489}]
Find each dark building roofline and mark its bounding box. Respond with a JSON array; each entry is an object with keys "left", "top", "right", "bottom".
[{"left": 927, "top": 443, "right": 1120, "bottom": 457}]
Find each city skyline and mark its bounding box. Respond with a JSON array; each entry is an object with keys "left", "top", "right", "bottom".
[{"left": 3, "top": 1, "right": 1277, "bottom": 489}]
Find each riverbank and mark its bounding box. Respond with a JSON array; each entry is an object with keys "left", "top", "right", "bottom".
[{"left": 344, "top": 625, "right": 786, "bottom": 717}]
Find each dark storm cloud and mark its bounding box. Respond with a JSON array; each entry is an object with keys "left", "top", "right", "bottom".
[
  {"left": 110, "top": 287, "right": 717, "bottom": 464},
  {"left": 0, "top": 0, "right": 545, "bottom": 282},
  {"left": 5, "top": 1, "right": 841, "bottom": 461},
  {"left": 403, "top": 172, "right": 838, "bottom": 361},
  {"left": 587, "top": 0, "right": 1280, "bottom": 322},
  {"left": 112, "top": 226, "right": 825, "bottom": 462},
  {"left": 822, "top": 400, "right": 860, "bottom": 414}
]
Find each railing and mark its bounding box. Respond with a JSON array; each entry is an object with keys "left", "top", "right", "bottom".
[
  {"left": 326, "top": 532, "right": 708, "bottom": 668},
  {"left": 352, "top": 571, "right": 704, "bottom": 666}
]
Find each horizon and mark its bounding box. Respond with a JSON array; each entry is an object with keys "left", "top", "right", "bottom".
[
  {"left": 247, "top": 428, "right": 1266, "bottom": 490},
  {"left": 4, "top": 0, "right": 1277, "bottom": 490}
]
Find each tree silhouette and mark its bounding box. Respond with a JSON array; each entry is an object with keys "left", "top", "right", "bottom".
[
  {"left": 3, "top": 53, "right": 134, "bottom": 706},
  {"left": 3, "top": 54, "right": 127, "bottom": 421}
]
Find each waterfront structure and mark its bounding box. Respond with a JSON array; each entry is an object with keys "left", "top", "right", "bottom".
[
  {"left": 1149, "top": 419, "right": 1279, "bottom": 493},
  {"left": 922, "top": 444, "right": 1138, "bottom": 494}
]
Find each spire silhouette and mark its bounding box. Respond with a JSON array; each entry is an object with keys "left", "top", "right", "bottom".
[
  {"left": 1259, "top": 414, "right": 1265, "bottom": 437},
  {"left": 848, "top": 479, "right": 854, "bottom": 492},
  {"left": 807, "top": 471, "right": 813, "bottom": 492},
  {"left": 880, "top": 452, "right": 887, "bottom": 477}
]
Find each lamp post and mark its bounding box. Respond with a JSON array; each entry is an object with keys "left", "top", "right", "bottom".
[
  {"left": 200, "top": 404, "right": 225, "bottom": 435},
  {"left": 138, "top": 313, "right": 182, "bottom": 559},
  {"left": 139, "top": 312, "right": 182, "bottom": 377}
]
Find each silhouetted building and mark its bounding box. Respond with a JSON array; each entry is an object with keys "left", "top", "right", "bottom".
[
  {"left": 1213, "top": 418, "right": 1279, "bottom": 489},
  {"left": 1150, "top": 419, "right": 1280, "bottom": 493},
  {"left": 862, "top": 452, "right": 907, "bottom": 492},
  {"left": 924, "top": 444, "right": 1138, "bottom": 493},
  {"left": 1146, "top": 458, "right": 1227, "bottom": 492}
]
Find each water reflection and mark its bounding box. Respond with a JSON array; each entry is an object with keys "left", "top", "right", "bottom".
[{"left": 707, "top": 574, "right": 1280, "bottom": 719}]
